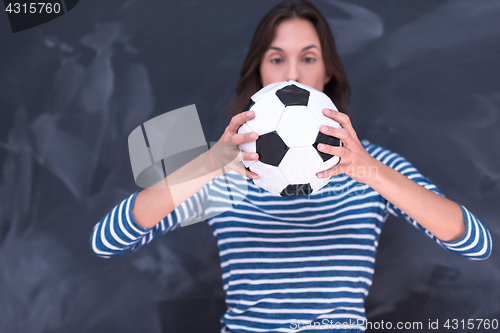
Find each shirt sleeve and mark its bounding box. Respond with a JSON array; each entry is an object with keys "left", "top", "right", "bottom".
[
  {"left": 363, "top": 140, "right": 492, "bottom": 260},
  {"left": 90, "top": 185, "right": 210, "bottom": 259}
]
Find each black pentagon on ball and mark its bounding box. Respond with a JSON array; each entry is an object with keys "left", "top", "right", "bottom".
[
  {"left": 313, "top": 132, "right": 341, "bottom": 162},
  {"left": 256, "top": 131, "right": 289, "bottom": 167},
  {"left": 280, "top": 184, "right": 313, "bottom": 197},
  {"left": 276, "top": 84, "right": 310, "bottom": 106},
  {"left": 244, "top": 98, "right": 255, "bottom": 111}
]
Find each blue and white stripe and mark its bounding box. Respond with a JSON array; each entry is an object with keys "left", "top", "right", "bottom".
[{"left": 91, "top": 140, "right": 492, "bottom": 332}]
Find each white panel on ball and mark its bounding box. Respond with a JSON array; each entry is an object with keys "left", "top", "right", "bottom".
[
  {"left": 276, "top": 105, "right": 322, "bottom": 148},
  {"left": 279, "top": 146, "right": 322, "bottom": 184},
  {"left": 307, "top": 88, "right": 341, "bottom": 130},
  {"left": 250, "top": 81, "right": 285, "bottom": 102},
  {"left": 250, "top": 161, "right": 288, "bottom": 194},
  {"left": 246, "top": 95, "right": 286, "bottom": 135}
]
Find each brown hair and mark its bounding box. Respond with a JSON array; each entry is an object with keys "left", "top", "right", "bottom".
[{"left": 226, "top": 0, "right": 350, "bottom": 119}]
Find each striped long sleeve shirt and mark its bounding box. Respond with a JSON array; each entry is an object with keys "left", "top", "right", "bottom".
[{"left": 91, "top": 140, "right": 492, "bottom": 333}]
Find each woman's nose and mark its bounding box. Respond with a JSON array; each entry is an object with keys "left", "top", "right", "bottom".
[{"left": 287, "top": 63, "right": 299, "bottom": 82}]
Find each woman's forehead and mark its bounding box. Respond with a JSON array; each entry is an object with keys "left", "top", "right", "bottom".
[{"left": 270, "top": 19, "right": 321, "bottom": 50}]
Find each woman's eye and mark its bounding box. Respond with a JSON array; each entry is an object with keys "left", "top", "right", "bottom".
[
  {"left": 303, "top": 57, "right": 316, "bottom": 63},
  {"left": 270, "top": 58, "right": 283, "bottom": 64}
]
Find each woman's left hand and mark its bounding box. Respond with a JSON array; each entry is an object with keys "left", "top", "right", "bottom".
[{"left": 315, "top": 108, "right": 377, "bottom": 184}]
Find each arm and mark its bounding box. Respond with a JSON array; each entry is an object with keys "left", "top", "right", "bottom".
[
  {"left": 90, "top": 189, "right": 202, "bottom": 258},
  {"left": 316, "top": 109, "right": 492, "bottom": 259},
  {"left": 90, "top": 111, "right": 260, "bottom": 258},
  {"left": 364, "top": 141, "right": 491, "bottom": 259},
  {"left": 132, "top": 110, "right": 260, "bottom": 228},
  {"left": 132, "top": 151, "right": 223, "bottom": 229},
  {"left": 365, "top": 155, "right": 464, "bottom": 242}
]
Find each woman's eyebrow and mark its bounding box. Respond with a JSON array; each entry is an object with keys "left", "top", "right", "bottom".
[{"left": 268, "top": 45, "right": 319, "bottom": 52}]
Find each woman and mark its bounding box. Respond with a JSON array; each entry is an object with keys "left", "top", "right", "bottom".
[{"left": 91, "top": 1, "right": 491, "bottom": 332}]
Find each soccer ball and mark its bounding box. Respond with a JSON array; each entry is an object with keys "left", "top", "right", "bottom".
[{"left": 238, "top": 80, "right": 342, "bottom": 197}]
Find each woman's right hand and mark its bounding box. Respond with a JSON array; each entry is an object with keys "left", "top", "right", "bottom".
[{"left": 210, "top": 110, "right": 260, "bottom": 180}]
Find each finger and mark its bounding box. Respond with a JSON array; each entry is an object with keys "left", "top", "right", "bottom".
[
  {"left": 231, "top": 161, "right": 249, "bottom": 178},
  {"left": 227, "top": 111, "right": 255, "bottom": 133},
  {"left": 322, "top": 109, "right": 357, "bottom": 138},
  {"left": 231, "top": 131, "right": 259, "bottom": 145},
  {"left": 316, "top": 143, "right": 346, "bottom": 158},
  {"left": 234, "top": 161, "right": 259, "bottom": 180},
  {"left": 317, "top": 153, "right": 353, "bottom": 178},
  {"left": 319, "top": 126, "right": 351, "bottom": 145},
  {"left": 246, "top": 169, "right": 259, "bottom": 180},
  {"left": 241, "top": 151, "right": 259, "bottom": 162}
]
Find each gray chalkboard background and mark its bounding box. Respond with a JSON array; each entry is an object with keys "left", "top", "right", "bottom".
[{"left": 0, "top": 1, "right": 499, "bottom": 332}]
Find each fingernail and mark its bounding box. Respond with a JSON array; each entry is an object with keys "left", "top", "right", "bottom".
[
  {"left": 250, "top": 132, "right": 257, "bottom": 139},
  {"left": 320, "top": 126, "right": 328, "bottom": 132},
  {"left": 323, "top": 109, "right": 331, "bottom": 114},
  {"left": 317, "top": 172, "right": 324, "bottom": 178},
  {"left": 251, "top": 153, "right": 258, "bottom": 159},
  {"left": 318, "top": 143, "right": 325, "bottom": 150},
  {"left": 247, "top": 111, "right": 254, "bottom": 117}
]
